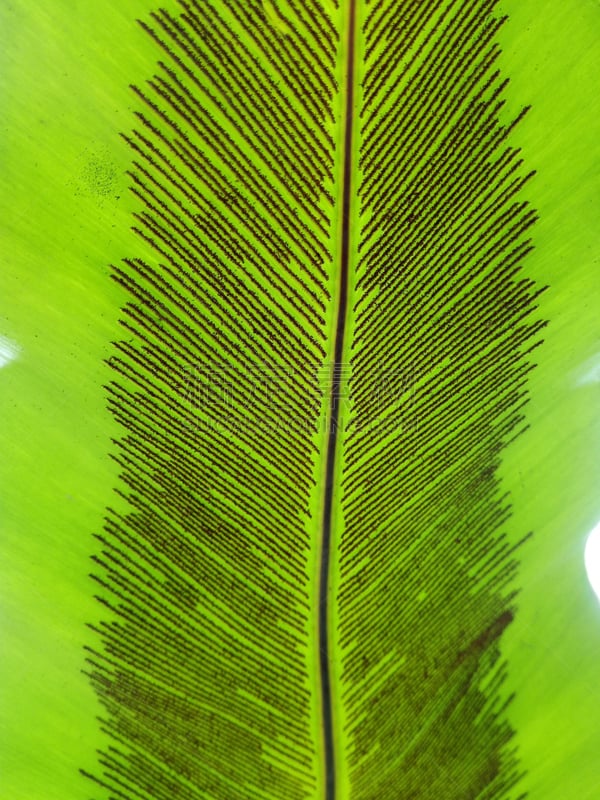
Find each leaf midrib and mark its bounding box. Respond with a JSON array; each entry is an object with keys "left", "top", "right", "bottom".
[{"left": 318, "top": 3, "right": 358, "bottom": 799}]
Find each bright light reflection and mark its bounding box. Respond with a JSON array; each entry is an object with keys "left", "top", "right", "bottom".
[
  {"left": 576, "top": 352, "right": 600, "bottom": 386},
  {"left": 584, "top": 522, "right": 600, "bottom": 602},
  {"left": 0, "top": 336, "right": 19, "bottom": 368}
]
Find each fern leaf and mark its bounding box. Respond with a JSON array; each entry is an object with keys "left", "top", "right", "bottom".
[
  {"left": 81, "top": 1, "right": 549, "bottom": 798},
  {"left": 3, "top": 1, "right": 600, "bottom": 800}
]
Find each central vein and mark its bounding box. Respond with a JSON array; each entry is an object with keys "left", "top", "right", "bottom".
[{"left": 318, "top": 2, "right": 358, "bottom": 798}]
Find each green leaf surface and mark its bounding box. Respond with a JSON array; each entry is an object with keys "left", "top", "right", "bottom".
[{"left": 1, "top": 1, "right": 599, "bottom": 799}]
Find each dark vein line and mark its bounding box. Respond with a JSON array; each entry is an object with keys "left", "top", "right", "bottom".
[{"left": 319, "top": 2, "right": 357, "bottom": 799}]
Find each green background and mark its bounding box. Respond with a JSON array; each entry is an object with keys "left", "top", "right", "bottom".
[{"left": 1, "top": 1, "right": 598, "bottom": 797}]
